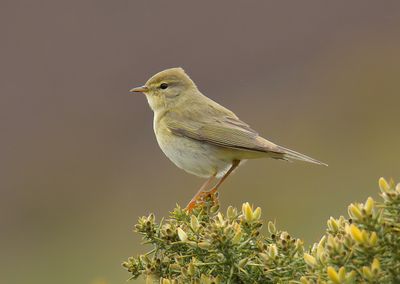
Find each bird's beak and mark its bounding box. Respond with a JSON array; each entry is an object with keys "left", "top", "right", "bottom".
[{"left": 129, "top": 85, "right": 148, "bottom": 93}]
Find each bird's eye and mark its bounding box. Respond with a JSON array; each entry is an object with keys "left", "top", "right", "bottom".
[{"left": 160, "top": 83, "right": 168, "bottom": 89}]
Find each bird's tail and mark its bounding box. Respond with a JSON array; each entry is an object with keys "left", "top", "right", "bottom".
[{"left": 277, "top": 146, "right": 328, "bottom": 166}]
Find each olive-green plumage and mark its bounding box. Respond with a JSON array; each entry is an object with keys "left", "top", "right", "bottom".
[{"left": 130, "top": 67, "right": 326, "bottom": 204}]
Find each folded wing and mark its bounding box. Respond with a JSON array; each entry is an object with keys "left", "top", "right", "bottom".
[
  {"left": 165, "top": 106, "right": 280, "bottom": 153},
  {"left": 164, "top": 100, "right": 327, "bottom": 166}
]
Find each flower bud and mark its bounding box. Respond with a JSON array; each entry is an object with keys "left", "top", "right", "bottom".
[
  {"left": 198, "top": 241, "right": 211, "bottom": 250},
  {"left": 304, "top": 253, "right": 317, "bottom": 267},
  {"left": 348, "top": 204, "right": 363, "bottom": 220},
  {"left": 190, "top": 215, "right": 200, "bottom": 232},
  {"left": 379, "top": 177, "right": 390, "bottom": 193},
  {"left": 362, "top": 266, "right": 373, "bottom": 280},
  {"left": 253, "top": 207, "right": 262, "bottom": 221},
  {"left": 364, "top": 197, "right": 374, "bottom": 215},
  {"left": 300, "top": 276, "right": 311, "bottom": 284},
  {"left": 226, "top": 206, "right": 236, "bottom": 219},
  {"left": 338, "top": 267, "right": 346, "bottom": 281},
  {"left": 200, "top": 275, "right": 211, "bottom": 284},
  {"left": 259, "top": 252, "right": 269, "bottom": 263},
  {"left": 145, "top": 275, "right": 153, "bottom": 284},
  {"left": 349, "top": 224, "right": 364, "bottom": 244},
  {"left": 232, "top": 228, "right": 243, "bottom": 244},
  {"left": 327, "top": 235, "right": 337, "bottom": 251},
  {"left": 371, "top": 258, "right": 380, "bottom": 274},
  {"left": 242, "top": 202, "right": 253, "bottom": 222},
  {"left": 327, "top": 217, "right": 339, "bottom": 232},
  {"left": 267, "top": 221, "right": 276, "bottom": 234},
  {"left": 238, "top": 258, "right": 248, "bottom": 268},
  {"left": 268, "top": 244, "right": 278, "bottom": 259},
  {"left": 316, "top": 236, "right": 326, "bottom": 263},
  {"left": 187, "top": 262, "right": 195, "bottom": 276},
  {"left": 169, "top": 263, "right": 181, "bottom": 271},
  {"left": 327, "top": 266, "right": 340, "bottom": 284},
  {"left": 346, "top": 271, "right": 356, "bottom": 282},
  {"left": 368, "top": 232, "right": 378, "bottom": 246},
  {"left": 295, "top": 239, "right": 304, "bottom": 252},
  {"left": 210, "top": 204, "right": 219, "bottom": 214},
  {"left": 362, "top": 230, "right": 369, "bottom": 244},
  {"left": 177, "top": 227, "right": 188, "bottom": 242}
]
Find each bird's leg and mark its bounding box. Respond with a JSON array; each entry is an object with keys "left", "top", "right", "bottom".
[
  {"left": 185, "top": 160, "right": 240, "bottom": 212},
  {"left": 186, "top": 175, "right": 216, "bottom": 211},
  {"left": 207, "top": 159, "right": 240, "bottom": 196}
]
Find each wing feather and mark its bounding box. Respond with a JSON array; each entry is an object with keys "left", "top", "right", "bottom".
[
  {"left": 162, "top": 94, "right": 326, "bottom": 165},
  {"left": 165, "top": 104, "right": 278, "bottom": 153}
]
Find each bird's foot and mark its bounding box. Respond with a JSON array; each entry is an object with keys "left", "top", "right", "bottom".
[
  {"left": 185, "top": 199, "right": 198, "bottom": 212},
  {"left": 203, "top": 187, "right": 218, "bottom": 203},
  {"left": 185, "top": 188, "right": 219, "bottom": 213}
]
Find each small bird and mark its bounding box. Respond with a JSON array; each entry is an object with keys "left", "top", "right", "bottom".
[{"left": 130, "top": 67, "right": 327, "bottom": 210}]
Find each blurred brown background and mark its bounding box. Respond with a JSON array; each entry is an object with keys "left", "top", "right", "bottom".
[{"left": 1, "top": 1, "right": 400, "bottom": 283}]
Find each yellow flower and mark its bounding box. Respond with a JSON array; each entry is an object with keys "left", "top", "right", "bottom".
[
  {"left": 362, "top": 230, "right": 369, "bottom": 243},
  {"left": 327, "top": 235, "right": 340, "bottom": 251},
  {"left": 379, "top": 177, "right": 390, "bottom": 193},
  {"left": 327, "top": 217, "right": 339, "bottom": 232},
  {"left": 327, "top": 266, "right": 341, "bottom": 284},
  {"left": 304, "top": 253, "right": 317, "bottom": 267},
  {"left": 368, "top": 232, "right": 378, "bottom": 246},
  {"left": 161, "top": 278, "right": 171, "bottom": 284},
  {"left": 349, "top": 224, "right": 364, "bottom": 244},
  {"left": 217, "top": 212, "right": 224, "bottom": 223},
  {"left": 362, "top": 266, "right": 373, "bottom": 280},
  {"left": 371, "top": 258, "right": 380, "bottom": 273},
  {"left": 242, "top": 202, "right": 253, "bottom": 222},
  {"left": 338, "top": 267, "right": 346, "bottom": 281},
  {"left": 364, "top": 197, "right": 374, "bottom": 215},
  {"left": 316, "top": 236, "right": 326, "bottom": 263},
  {"left": 348, "top": 204, "right": 363, "bottom": 220}
]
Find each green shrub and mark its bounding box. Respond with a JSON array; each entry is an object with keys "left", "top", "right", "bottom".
[{"left": 123, "top": 178, "right": 400, "bottom": 283}]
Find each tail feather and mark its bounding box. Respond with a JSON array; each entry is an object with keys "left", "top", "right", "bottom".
[{"left": 277, "top": 146, "right": 328, "bottom": 166}]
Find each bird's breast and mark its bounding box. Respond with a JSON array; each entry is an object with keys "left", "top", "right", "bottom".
[{"left": 153, "top": 119, "right": 232, "bottom": 178}]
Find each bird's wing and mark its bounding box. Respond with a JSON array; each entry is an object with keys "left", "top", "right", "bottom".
[
  {"left": 165, "top": 105, "right": 279, "bottom": 153},
  {"left": 164, "top": 97, "right": 327, "bottom": 165}
]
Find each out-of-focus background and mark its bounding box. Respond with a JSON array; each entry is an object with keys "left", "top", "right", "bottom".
[{"left": 1, "top": 1, "right": 400, "bottom": 283}]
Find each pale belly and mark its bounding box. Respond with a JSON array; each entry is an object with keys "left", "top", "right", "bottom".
[{"left": 155, "top": 130, "right": 233, "bottom": 178}]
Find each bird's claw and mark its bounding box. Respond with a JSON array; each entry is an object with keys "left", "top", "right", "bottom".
[{"left": 185, "top": 188, "right": 219, "bottom": 212}]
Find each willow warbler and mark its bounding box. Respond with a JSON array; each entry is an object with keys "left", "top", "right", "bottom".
[{"left": 130, "top": 67, "right": 326, "bottom": 210}]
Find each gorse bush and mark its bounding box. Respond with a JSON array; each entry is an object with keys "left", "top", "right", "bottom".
[{"left": 123, "top": 178, "right": 400, "bottom": 283}]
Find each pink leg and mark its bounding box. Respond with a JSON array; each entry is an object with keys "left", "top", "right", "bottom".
[
  {"left": 186, "top": 175, "right": 216, "bottom": 211},
  {"left": 209, "top": 160, "right": 240, "bottom": 194},
  {"left": 186, "top": 160, "right": 240, "bottom": 211}
]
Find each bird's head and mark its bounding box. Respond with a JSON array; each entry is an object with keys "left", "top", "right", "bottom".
[{"left": 130, "top": 67, "right": 197, "bottom": 112}]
